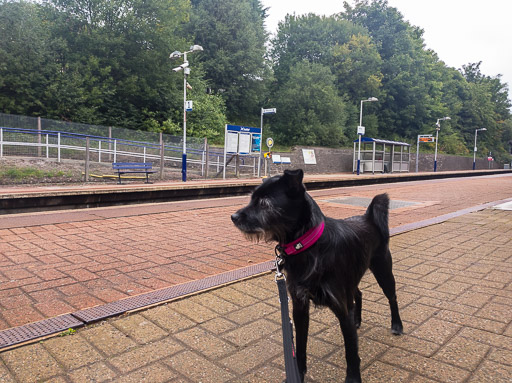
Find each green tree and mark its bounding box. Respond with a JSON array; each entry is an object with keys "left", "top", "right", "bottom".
[
  {"left": 0, "top": 1, "right": 58, "bottom": 115},
  {"left": 4, "top": 0, "right": 194, "bottom": 129},
  {"left": 342, "top": 0, "right": 447, "bottom": 138},
  {"left": 270, "top": 13, "right": 367, "bottom": 85},
  {"left": 331, "top": 34, "right": 383, "bottom": 101},
  {"left": 188, "top": 0, "right": 269, "bottom": 125},
  {"left": 271, "top": 61, "right": 347, "bottom": 146},
  {"left": 458, "top": 62, "right": 511, "bottom": 158},
  {"left": 160, "top": 74, "right": 228, "bottom": 143},
  {"left": 270, "top": 13, "right": 380, "bottom": 140}
]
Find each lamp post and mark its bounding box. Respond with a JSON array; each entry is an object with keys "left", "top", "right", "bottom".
[
  {"left": 473, "top": 128, "right": 487, "bottom": 170},
  {"left": 433, "top": 116, "right": 450, "bottom": 172},
  {"left": 357, "top": 97, "right": 378, "bottom": 175},
  {"left": 170, "top": 44, "right": 204, "bottom": 182}
]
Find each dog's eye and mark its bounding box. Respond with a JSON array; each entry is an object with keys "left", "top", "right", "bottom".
[{"left": 259, "top": 198, "right": 273, "bottom": 208}]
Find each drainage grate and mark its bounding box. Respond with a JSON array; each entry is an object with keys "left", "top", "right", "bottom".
[
  {"left": 73, "top": 260, "right": 275, "bottom": 323},
  {"left": 324, "top": 196, "right": 419, "bottom": 210},
  {"left": 0, "top": 314, "right": 83, "bottom": 349},
  {"left": 0, "top": 261, "right": 275, "bottom": 350}
]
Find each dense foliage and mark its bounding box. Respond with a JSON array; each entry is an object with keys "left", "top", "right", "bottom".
[{"left": 1, "top": 0, "right": 511, "bottom": 160}]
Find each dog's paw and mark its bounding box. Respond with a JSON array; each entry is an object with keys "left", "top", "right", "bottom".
[{"left": 391, "top": 322, "right": 403, "bottom": 335}]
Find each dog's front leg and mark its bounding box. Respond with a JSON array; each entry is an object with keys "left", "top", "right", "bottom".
[
  {"left": 292, "top": 297, "right": 310, "bottom": 382},
  {"left": 334, "top": 307, "right": 361, "bottom": 383}
]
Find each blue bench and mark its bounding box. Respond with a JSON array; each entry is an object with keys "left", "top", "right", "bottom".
[{"left": 112, "top": 162, "right": 155, "bottom": 184}]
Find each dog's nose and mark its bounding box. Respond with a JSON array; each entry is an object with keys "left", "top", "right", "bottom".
[{"left": 231, "top": 213, "right": 240, "bottom": 224}]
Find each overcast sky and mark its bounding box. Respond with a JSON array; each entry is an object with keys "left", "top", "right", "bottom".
[{"left": 261, "top": 0, "right": 512, "bottom": 90}]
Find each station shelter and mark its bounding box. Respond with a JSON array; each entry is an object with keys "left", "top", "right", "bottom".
[{"left": 353, "top": 137, "right": 411, "bottom": 174}]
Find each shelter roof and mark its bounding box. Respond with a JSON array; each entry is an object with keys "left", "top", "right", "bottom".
[{"left": 353, "top": 137, "right": 411, "bottom": 146}]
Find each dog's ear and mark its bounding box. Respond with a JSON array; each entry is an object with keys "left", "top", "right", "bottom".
[{"left": 282, "top": 169, "right": 305, "bottom": 196}]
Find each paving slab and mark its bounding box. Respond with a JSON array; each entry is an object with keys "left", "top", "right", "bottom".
[{"left": 0, "top": 207, "right": 510, "bottom": 382}]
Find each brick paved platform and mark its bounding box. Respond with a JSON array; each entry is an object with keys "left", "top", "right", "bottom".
[
  {"left": 0, "top": 207, "right": 510, "bottom": 382},
  {"left": 0, "top": 173, "right": 511, "bottom": 333}
]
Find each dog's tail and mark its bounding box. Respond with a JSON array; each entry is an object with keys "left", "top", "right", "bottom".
[{"left": 365, "top": 193, "right": 390, "bottom": 242}]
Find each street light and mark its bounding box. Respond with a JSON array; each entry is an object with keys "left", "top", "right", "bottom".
[
  {"left": 473, "top": 128, "right": 487, "bottom": 170},
  {"left": 433, "top": 116, "right": 451, "bottom": 172},
  {"left": 170, "top": 44, "right": 204, "bottom": 182},
  {"left": 357, "top": 97, "right": 378, "bottom": 175}
]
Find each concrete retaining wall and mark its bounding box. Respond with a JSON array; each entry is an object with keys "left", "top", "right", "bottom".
[{"left": 268, "top": 146, "right": 502, "bottom": 174}]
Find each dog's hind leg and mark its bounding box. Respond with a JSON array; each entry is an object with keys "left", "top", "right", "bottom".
[
  {"left": 354, "top": 288, "right": 362, "bottom": 329},
  {"left": 370, "top": 248, "right": 403, "bottom": 335},
  {"left": 292, "top": 297, "right": 310, "bottom": 382}
]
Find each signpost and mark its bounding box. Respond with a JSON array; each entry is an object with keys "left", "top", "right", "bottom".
[
  {"left": 416, "top": 134, "right": 434, "bottom": 172},
  {"left": 260, "top": 108, "right": 276, "bottom": 177}
]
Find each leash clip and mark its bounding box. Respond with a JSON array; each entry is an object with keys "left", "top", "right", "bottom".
[{"left": 274, "top": 245, "right": 286, "bottom": 282}]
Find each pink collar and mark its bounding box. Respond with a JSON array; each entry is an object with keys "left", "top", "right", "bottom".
[{"left": 279, "top": 221, "right": 325, "bottom": 256}]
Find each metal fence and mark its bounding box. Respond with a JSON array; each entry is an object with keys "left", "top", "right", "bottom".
[{"left": 0, "top": 113, "right": 260, "bottom": 179}]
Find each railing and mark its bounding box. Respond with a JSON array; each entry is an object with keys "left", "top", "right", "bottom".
[{"left": 0, "top": 127, "right": 260, "bottom": 179}]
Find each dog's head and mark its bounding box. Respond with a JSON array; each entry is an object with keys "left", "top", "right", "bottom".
[{"left": 231, "top": 169, "right": 308, "bottom": 243}]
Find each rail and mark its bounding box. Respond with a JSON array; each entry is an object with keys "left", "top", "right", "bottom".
[{"left": 0, "top": 127, "right": 259, "bottom": 178}]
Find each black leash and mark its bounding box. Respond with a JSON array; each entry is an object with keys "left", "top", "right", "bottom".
[{"left": 275, "top": 253, "right": 302, "bottom": 383}]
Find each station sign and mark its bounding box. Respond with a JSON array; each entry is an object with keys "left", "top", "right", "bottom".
[{"left": 225, "top": 125, "right": 262, "bottom": 154}]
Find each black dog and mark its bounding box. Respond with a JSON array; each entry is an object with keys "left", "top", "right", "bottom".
[{"left": 231, "top": 169, "right": 403, "bottom": 383}]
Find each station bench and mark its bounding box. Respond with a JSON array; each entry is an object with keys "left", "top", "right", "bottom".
[{"left": 112, "top": 162, "right": 155, "bottom": 184}]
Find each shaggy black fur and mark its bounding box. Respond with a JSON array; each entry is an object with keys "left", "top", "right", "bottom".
[{"left": 231, "top": 169, "right": 403, "bottom": 383}]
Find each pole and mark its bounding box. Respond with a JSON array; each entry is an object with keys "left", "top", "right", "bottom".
[
  {"left": 434, "top": 128, "right": 439, "bottom": 172},
  {"left": 258, "top": 108, "right": 263, "bottom": 178},
  {"left": 37, "top": 116, "right": 42, "bottom": 157},
  {"left": 205, "top": 138, "right": 209, "bottom": 178},
  {"left": 108, "top": 126, "right": 112, "bottom": 162},
  {"left": 416, "top": 135, "right": 420, "bottom": 173},
  {"left": 223, "top": 125, "right": 227, "bottom": 180},
  {"left": 182, "top": 53, "right": 188, "bottom": 182},
  {"left": 357, "top": 100, "right": 363, "bottom": 175},
  {"left": 57, "top": 132, "right": 61, "bottom": 162},
  {"left": 84, "top": 137, "right": 90, "bottom": 182},
  {"left": 473, "top": 129, "right": 478, "bottom": 170},
  {"left": 160, "top": 132, "right": 164, "bottom": 180}
]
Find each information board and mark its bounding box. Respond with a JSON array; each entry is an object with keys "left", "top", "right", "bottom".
[
  {"left": 302, "top": 149, "right": 317, "bottom": 165},
  {"left": 239, "top": 133, "right": 251, "bottom": 155},
  {"left": 224, "top": 125, "right": 262, "bottom": 154},
  {"left": 226, "top": 131, "right": 239, "bottom": 153},
  {"left": 223, "top": 124, "right": 263, "bottom": 179}
]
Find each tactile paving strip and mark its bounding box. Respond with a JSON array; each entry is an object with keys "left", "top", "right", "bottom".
[
  {"left": 73, "top": 260, "right": 276, "bottom": 323},
  {"left": 0, "top": 314, "right": 83, "bottom": 349},
  {"left": 324, "top": 196, "right": 419, "bottom": 210}
]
